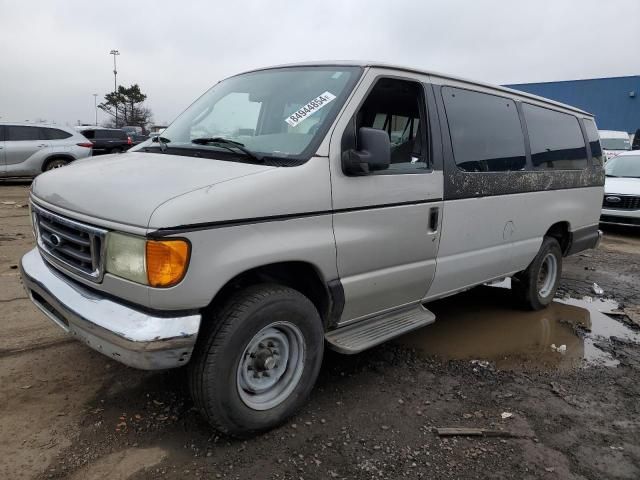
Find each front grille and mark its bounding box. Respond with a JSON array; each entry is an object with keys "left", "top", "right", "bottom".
[
  {"left": 32, "top": 203, "right": 107, "bottom": 281},
  {"left": 602, "top": 195, "right": 640, "bottom": 210}
]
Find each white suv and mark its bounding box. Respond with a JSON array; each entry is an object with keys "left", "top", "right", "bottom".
[{"left": 0, "top": 123, "right": 92, "bottom": 177}]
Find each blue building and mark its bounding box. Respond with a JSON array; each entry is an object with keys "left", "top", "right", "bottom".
[{"left": 505, "top": 76, "right": 640, "bottom": 134}]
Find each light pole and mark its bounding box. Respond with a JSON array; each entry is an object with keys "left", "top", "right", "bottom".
[
  {"left": 93, "top": 93, "right": 98, "bottom": 126},
  {"left": 109, "top": 49, "right": 120, "bottom": 126}
]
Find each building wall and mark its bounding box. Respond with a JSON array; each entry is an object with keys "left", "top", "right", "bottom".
[{"left": 506, "top": 76, "right": 639, "bottom": 133}]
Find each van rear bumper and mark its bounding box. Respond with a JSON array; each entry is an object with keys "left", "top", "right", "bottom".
[
  {"left": 20, "top": 248, "right": 201, "bottom": 370},
  {"left": 567, "top": 225, "right": 602, "bottom": 255}
]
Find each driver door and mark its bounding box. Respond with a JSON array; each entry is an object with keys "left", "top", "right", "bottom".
[{"left": 329, "top": 69, "right": 444, "bottom": 323}]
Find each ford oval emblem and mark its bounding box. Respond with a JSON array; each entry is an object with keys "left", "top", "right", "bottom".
[
  {"left": 49, "top": 233, "right": 62, "bottom": 247},
  {"left": 606, "top": 196, "right": 621, "bottom": 203}
]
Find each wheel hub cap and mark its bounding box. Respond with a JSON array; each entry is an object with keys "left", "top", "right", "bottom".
[
  {"left": 237, "top": 322, "right": 305, "bottom": 411},
  {"left": 537, "top": 253, "right": 558, "bottom": 298}
]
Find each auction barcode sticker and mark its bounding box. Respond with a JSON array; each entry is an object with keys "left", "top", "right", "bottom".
[{"left": 285, "top": 91, "right": 336, "bottom": 127}]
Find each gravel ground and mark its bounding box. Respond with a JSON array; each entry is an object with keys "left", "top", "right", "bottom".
[{"left": 1, "top": 182, "right": 639, "bottom": 480}]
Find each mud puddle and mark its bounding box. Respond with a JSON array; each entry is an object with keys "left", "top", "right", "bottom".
[{"left": 396, "top": 286, "right": 640, "bottom": 370}]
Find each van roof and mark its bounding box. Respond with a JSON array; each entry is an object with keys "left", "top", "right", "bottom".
[{"left": 238, "top": 61, "right": 592, "bottom": 116}]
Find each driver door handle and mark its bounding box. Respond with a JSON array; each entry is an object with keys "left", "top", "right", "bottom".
[{"left": 428, "top": 207, "right": 439, "bottom": 234}]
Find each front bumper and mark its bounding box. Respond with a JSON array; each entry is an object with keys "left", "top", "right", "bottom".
[
  {"left": 600, "top": 208, "right": 640, "bottom": 227},
  {"left": 20, "top": 248, "right": 201, "bottom": 370}
]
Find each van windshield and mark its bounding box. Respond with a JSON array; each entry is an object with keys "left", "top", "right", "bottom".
[
  {"left": 601, "top": 137, "right": 631, "bottom": 151},
  {"left": 159, "top": 66, "right": 362, "bottom": 161}
]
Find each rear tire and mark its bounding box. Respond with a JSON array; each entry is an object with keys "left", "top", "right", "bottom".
[
  {"left": 512, "top": 237, "right": 562, "bottom": 310},
  {"left": 43, "top": 158, "right": 70, "bottom": 171},
  {"left": 189, "top": 284, "right": 324, "bottom": 437}
]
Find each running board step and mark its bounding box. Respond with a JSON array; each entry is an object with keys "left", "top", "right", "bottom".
[{"left": 325, "top": 305, "right": 435, "bottom": 354}]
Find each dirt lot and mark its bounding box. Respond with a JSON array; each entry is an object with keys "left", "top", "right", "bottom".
[{"left": 1, "top": 182, "right": 639, "bottom": 480}]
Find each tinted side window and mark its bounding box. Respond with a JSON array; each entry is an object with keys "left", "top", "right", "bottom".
[
  {"left": 522, "top": 104, "right": 588, "bottom": 170},
  {"left": 442, "top": 87, "right": 526, "bottom": 172},
  {"left": 117, "top": 130, "right": 128, "bottom": 140},
  {"left": 82, "top": 130, "right": 95, "bottom": 139},
  {"left": 43, "top": 128, "right": 72, "bottom": 140},
  {"left": 583, "top": 118, "right": 603, "bottom": 165},
  {"left": 95, "top": 130, "right": 112, "bottom": 139},
  {"left": 7, "top": 126, "right": 42, "bottom": 141}
]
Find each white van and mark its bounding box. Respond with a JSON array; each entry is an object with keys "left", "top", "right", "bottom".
[
  {"left": 599, "top": 129, "right": 631, "bottom": 160},
  {"left": 21, "top": 62, "right": 604, "bottom": 435}
]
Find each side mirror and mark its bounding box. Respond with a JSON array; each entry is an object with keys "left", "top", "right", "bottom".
[{"left": 343, "top": 127, "right": 390, "bottom": 174}]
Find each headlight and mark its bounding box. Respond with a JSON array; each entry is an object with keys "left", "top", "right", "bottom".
[
  {"left": 105, "top": 232, "right": 190, "bottom": 287},
  {"left": 105, "top": 232, "right": 190, "bottom": 288},
  {"left": 105, "top": 232, "right": 147, "bottom": 284}
]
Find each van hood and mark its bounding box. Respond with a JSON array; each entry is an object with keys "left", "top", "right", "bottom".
[
  {"left": 604, "top": 176, "right": 640, "bottom": 196},
  {"left": 604, "top": 149, "right": 629, "bottom": 161},
  {"left": 31, "top": 152, "right": 273, "bottom": 227}
]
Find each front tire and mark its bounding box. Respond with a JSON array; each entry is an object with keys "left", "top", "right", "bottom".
[
  {"left": 512, "top": 237, "right": 562, "bottom": 310},
  {"left": 44, "top": 158, "right": 70, "bottom": 171},
  {"left": 189, "top": 284, "right": 324, "bottom": 437}
]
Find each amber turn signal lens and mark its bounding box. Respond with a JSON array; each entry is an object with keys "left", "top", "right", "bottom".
[{"left": 145, "top": 239, "right": 190, "bottom": 287}]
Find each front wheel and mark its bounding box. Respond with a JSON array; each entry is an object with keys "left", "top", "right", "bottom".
[
  {"left": 189, "top": 284, "right": 324, "bottom": 437},
  {"left": 512, "top": 237, "right": 562, "bottom": 310},
  {"left": 44, "top": 158, "right": 70, "bottom": 171}
]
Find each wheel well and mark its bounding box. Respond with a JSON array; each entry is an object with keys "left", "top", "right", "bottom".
[
  {"left": 545, "top": 222, "right": 571, "bottom": 255},
  {"left": 207, "top": 262, "right": 334, "bottom": 327},
  {"left": 42, "top": 155, "right": 74, "bottom": 171}
]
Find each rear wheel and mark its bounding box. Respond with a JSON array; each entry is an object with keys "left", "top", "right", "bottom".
[
  {"left": 43, "top": 158, "right": 70, "bottom": 171},
  {"left": 512, "top": 237, "right": 562, "bottom": 310},
  {"left": 189, "top": 284, "right": 324, "bottom": 437}
]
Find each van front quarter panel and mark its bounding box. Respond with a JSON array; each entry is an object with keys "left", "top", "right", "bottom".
[{"left": 147, "top": 156, "right": 338, "bottom": 311}]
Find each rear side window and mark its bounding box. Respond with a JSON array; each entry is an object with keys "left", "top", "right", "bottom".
[
  {"left": 117, "top": 130, "right": 128, "bottom": 140},
  {"left": 95, "top": 130, "right": 112, "bottom": 139},
  {"left": 43, "top": 128, "right": 72, "bottom": 140},
  {"left": 442, "top": 87, "right": 526, "bottom": 172},
  {"left": 7, "top": 125, "right": 42, "bottom": 141},
  {"left": 522, "top": 104, "right": 588, "bottom": 170},
  {"left": 82, "top": 130, "right": 95, "bottom": 139},
  {"left": 583, "top": 118, "right": 603, "bottom": 165}
]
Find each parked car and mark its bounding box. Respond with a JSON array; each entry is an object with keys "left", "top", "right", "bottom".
[
  {"left": 130, "top": 133, "right": 150, "bottom": 146},
  {"left": 21, "top": 62, "right": 603, "bottom": 436},
  {"left": 599, "top": 130, "right": 631, "bottom": 161},
  {"left": 77, "top": 127, "right": 132, "bottom": 155},
  {"left": 600, "top": 151, "right": 640, "bottom": 227},
  {"left": 121, "top": 125, "right": 143, "bottom": 137},
  {"left": 0, "top": 123, "right": 92, "bottom": 177},
  {"left": 120, "top": 126, "right": 148, "bottom": 146}
]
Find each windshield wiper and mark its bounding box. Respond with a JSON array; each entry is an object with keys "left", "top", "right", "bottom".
[{"left": 191, "top": 137, "right": 263, "bottom": 162}]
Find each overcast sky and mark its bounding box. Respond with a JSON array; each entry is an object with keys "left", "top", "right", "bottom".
[{"left": 1, "top": 0, "right": 638, "bottom": 127}]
